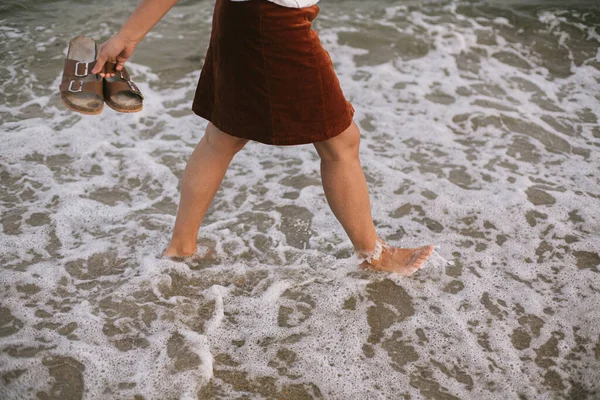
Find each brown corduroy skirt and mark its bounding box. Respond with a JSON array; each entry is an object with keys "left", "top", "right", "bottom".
[{"left": 192, "top": 0, "right": 355, "bottom": 146}]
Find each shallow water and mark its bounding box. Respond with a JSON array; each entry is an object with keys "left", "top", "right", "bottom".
[{"left": 1, "top": 0, "right": 600, "bottom": 399}]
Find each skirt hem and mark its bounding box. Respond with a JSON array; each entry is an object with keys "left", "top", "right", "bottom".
[{"left": 192, "top": 101, "right": 355, "bottom": 146}]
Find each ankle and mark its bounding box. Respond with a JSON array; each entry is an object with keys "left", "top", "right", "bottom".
[{"left": 356, "top": 238, "right": 386, "bottom": 264}]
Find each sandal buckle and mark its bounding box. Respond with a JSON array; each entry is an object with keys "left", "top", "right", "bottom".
[
  {"left": 126, "top": 80, "right": 139, "bottom": 94},
  {"left": 68, "top": 80, "right": 84, "bottom": 93},
  {"left": 74, "top": 62, "right": 88, "bottom": 77}
]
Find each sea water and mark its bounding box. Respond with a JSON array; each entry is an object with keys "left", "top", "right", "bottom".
[{"left": 1, "top": 0, "right": 599, "bottom": 399}]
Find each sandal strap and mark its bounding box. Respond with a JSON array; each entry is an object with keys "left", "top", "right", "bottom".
[
  {"left": 63, "top": 59, "right": 99, "bottom": 78},
  {"left": 59, "top": 79, "right": 103, "bottom": 98},
  {"left": 104, "top": 63, "right": 119, "bottom": 75},
  {"left": 63, "top": 60, "right": 123, "bottom": 77},
  {"left": 104, "top": 80, "right": 144, "bottom": 100},
  {"left": 103, "top": 65, "right": 144, "bottom": 100}
]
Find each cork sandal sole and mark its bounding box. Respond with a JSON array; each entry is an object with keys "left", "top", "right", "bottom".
[
  {"left": 104, "top": 97, "right": 143, "bottom": 113},
  {"left": 61, "top": 93, "right": 103, "bottom": 115}
]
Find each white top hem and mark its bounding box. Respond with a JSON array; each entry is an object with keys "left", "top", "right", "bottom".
[{"left": 229, "top": 0, "right": 319, "bottom": 8}]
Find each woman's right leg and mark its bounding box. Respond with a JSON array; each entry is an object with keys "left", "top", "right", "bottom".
[
  {"left": 164, "top": 122, "right": 248, "bottom": 257},
  {"left": 313, "top": 121, "right": 434, "bottom": 276}
]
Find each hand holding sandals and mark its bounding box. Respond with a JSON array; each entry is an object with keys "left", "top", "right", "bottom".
[
  {"left": 60, "top": 0, "right": 180, "bottom": 114},
  {"left": 92, "top": 0, "right": 180, "bottom": 77},
  {"left": 91, "top": 33, "right": 137, "bottom": 79},
  {"left": 60, "top": 36, "right": 143, "bottom": 115}
]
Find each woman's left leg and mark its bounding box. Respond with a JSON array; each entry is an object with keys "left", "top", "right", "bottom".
[
  {"left": 164, "top": 122, "right": 248, "bottom": 257},
  {"left": 314, "top": 121, "right": 434, "bottom": 275}
]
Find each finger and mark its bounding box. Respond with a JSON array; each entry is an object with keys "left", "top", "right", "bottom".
[
  {"left": 115, "top": 55, "right": 127, "bottom": 71},
  {"left": 92, "top": 53, "right": 107, "bottom": 74}
]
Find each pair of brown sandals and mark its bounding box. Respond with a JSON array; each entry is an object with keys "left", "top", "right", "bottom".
[{"left": 59, "top": 36, "right": 143, "bottom": 115}]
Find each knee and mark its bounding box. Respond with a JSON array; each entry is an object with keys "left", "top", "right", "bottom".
[
  {"left": 205, "top": 122, "right": 249, "bottom": 155},
  {"left": 314, "top": 122, "right": 361, "bottom": 161}
]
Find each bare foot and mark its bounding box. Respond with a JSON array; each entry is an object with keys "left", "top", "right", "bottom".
[
  {"left": 162, "top": 245, "right": 197, "bottom": 259},
  {"left": 162, "top": 245, "right": 220, "bottom": 270},
  {"left": 359, "top": 240, "right": 434, "bottom": 276}
]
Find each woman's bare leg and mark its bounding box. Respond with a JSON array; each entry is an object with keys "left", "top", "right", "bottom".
[
  {"left": 313, "top": 122, "right": 433, "bottom": 275},
  {"left": 164, "top": 122, "right": 248, "bottom": 257}
]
